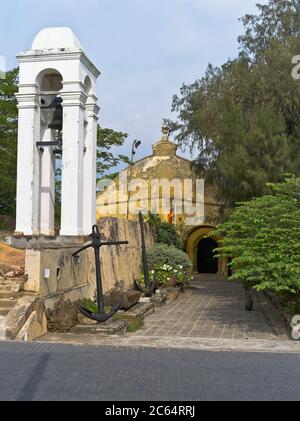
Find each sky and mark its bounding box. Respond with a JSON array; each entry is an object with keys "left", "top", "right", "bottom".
[{"left": 0, "top": 0, "right": 267, "bottom": 166}]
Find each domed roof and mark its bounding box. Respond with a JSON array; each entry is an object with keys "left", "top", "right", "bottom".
[{"left": 31, "top": 27, "right": 83, "bottom": 51}]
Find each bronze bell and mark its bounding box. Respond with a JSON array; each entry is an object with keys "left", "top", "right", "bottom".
[{"left": 48, "top": 97, "right": 63, "bottom": 132}]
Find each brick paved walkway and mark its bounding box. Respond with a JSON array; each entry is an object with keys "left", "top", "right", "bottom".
[{"left": 134, "top": 275, "right": 280, "bottom": 341}]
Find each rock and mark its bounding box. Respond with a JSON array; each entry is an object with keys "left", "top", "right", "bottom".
[
  {"left": 77, "top": 312, "right": 98, "bottom": 326},
  {"left": 109, "top": 290, "right": 123, "bottom": 308},
  {"left": 139, "top": 297, "right": 151, "bottom": 303},
  {"left": 16, "top": 311, "right": 47, "bottom": 342},
  {"left": 45, "top": 299, "right": 80, "bottom": 333},
  {"left": 109, "top": 290, "right": 141, "bottom": 310},
  {"left": 11, "top": 281, "right": 24, "bottom": 293},
  {"left": 121, "top": 290, "right": 142, "bottom": 310},
  {"left": 5, "top": 296, "right": 42, "bottom": 340}
]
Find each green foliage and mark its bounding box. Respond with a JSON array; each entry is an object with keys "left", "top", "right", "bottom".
[
  {"left": 83, "top": 298, "right": 98, "bottom": 313},
  {"left": 171, "top": 0, "right": 300, "bottom": 207},
  {"left": 147, "top": 243, "right": 192, "bottom": 273},
  {"left": 140, "top": 243, "right": 192, "bottom": 288},
  {"left": 214, "top": 176, "right": 300, "bottom": 295},
  {"left": 146, "top": 213, "right": 183, "bottom": 249},
  {"left": 126, "top": 318, "right": 144, "bottom": 333},
  {"left": 0, "top": 68, "right": 18, "bottom": 217},
  {"left": 97, "top": 127, "right": 130, "bottom": 178},
  {"left": 139, "top": 263, "right": 192, "bottom": 288},
  {"left": 83, "top": 298, "right": 112, "bottom": 314}
]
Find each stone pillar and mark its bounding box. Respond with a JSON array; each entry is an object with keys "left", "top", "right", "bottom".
[
  {"left": 15, "top": 85, "right": 41, "bottom": 236},
  {"left": 82, "top": 95, "right": 100, "bottom": 234},
  {"left": 39, "top": 145, "right": 56, "bottom": 236},
  {"left": 60, "top": 86, "right": 87, "bottom": 236}
]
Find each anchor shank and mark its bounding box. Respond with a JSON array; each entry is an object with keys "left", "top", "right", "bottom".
[
  {"left": 139, "top": 212, "right": 151, "bottom": 292},
  {"left": 94, "top": 245, "right": 105, "bottom": 314}
]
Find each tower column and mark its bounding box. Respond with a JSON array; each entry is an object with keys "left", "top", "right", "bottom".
[
  {"left": 60, "top": 87, "right": 87, "bottom": 236},
  {"left": 83, "top": 95, "right": 100, "bottom": 234},
  {"left": 15, "top": 85, "right": 41, "bottom": 236}
]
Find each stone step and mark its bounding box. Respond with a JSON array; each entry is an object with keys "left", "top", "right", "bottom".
[
  {"left": 71, "top": 319, "right": 128, "bottom": 336},
  {"left": 122, "top": 302, "right": 155, "bottom": 320},
  {"left": 0, "top": 282, "right": 12, "bottom": 288},
  {"left": 0, "top": 316, "right": 5, "bottom": 340},
  {"left": 0, "top": 299, "right": 16, "bottom": 309},
  {"left": 0, "top": 291, "right": 18, "bottom": 299},
  {"left": 0, "top": 308, "right": 10, "bottom": 316}
]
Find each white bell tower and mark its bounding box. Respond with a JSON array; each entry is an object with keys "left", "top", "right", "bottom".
[{"left": 15, "top": 27, "right": 100, "bottom": 237}]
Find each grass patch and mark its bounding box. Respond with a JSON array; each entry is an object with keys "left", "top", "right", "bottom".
[
  {"left": 83, "top": 299, "right": 112, "bottom": 314},
  {"left": 113, "top": 313, "right": 144, "bottom": 333},
  {"left": 127, "top": 318, "right": 144, "bottom": 333}
]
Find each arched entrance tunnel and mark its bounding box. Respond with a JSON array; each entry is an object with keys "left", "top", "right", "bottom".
[
  {"left": 185, "top": 226, "right": 228, "bottom": 276},
  {"left": 197, "top": 237, "right": 218, "bottom": 274}
]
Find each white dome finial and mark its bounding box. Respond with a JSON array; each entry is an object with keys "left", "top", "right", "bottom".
[{"left": 31, "top": 27, "right": 83, "bottom": 51}]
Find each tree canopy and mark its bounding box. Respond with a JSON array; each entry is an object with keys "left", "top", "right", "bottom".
[
  {"left": 171, "top": 0, "right": 300, "bottom": 207},
  {"left": 0, "top": 68, "right": 18, "bottom": 217}
]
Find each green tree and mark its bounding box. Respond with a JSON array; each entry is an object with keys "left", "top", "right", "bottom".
[
  {"left": 0, "top": 68, "right": 18, "bottom": 217},
  {"left": 171, "top": 0, "right": 300, "bottom": 207},
  {"left": 214, "top": 176, "right": 300, "bottom": 313},
  {"left": 96, "top": 127, "right": 130, "bottom": 178}
]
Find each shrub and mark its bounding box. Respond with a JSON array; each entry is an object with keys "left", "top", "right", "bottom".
[
  {"left": 139, "top": 264, "right": 193, "bottom": 288},
  {"left": 147, "top": 243, "right": 191, "bottom": 273},
  {"left": 146, "top": 213, "right": 183, "bottom": 249}
]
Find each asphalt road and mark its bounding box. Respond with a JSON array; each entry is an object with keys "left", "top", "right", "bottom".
[{"left": 0, "top": 341, "right": 299, "bottom": 401}]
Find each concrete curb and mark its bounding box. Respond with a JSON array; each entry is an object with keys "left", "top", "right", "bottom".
[{"left": 37, "top": 333, "right": 300, "bottom": 354}]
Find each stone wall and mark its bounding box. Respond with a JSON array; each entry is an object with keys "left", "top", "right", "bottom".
[
  {"left": 24, "top": 217, "right": 154, "bottom": 302},
  {"left": 4, "top": 217, "right": 155, "bottom": 337}
]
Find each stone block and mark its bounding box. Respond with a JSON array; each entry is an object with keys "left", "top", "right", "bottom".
[
  {"left": 125, "top": 302, "right": 155, "bottom": 320},
  {"left": 71, "top": 319, "right": 128, "bottom": 335},
  {"left": 16, "top": 311, "right": 47, "bottom": 341},
  {"left": 122, "top": 290, "right": 142, "bottom": 310},
  {"left": 109, "top": 290, "right": 141, "bottom": 310},
  {"left": 5, "top": 296, "right": 41, "bottom": 340},
  {"left": 11, "top": 281, "right": 25, "bottom": 293}
]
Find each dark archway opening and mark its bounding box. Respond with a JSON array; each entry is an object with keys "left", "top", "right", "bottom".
[{"left": 197, "top": 238, "right": 218, "bottom": 274}]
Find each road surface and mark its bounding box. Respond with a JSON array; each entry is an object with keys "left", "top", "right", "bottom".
[{"left": 0, "top": 341, "right": 299, "bottom": 401}]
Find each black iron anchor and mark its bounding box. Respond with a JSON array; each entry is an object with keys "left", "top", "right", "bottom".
[
  {"left": 134, "top": 211, "right": 157, "bottom": 297},
  {"left": 73, "top": 225, "right": 129, "bottom": 323}
]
